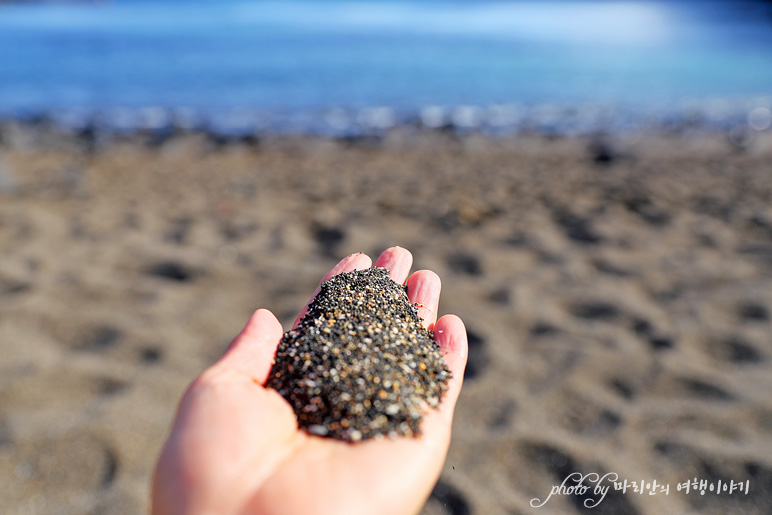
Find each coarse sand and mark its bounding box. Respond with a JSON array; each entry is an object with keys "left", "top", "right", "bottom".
[{"left": 267, "top": 267, "right": 450, "bottom": 441}]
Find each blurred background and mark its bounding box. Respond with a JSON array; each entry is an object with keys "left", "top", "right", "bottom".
[
  {"left": 1, "top": 0, "right": 771, "bottom": 134},
  {"left": 1, "top": 1, "right": 772, "bottom": 514}
]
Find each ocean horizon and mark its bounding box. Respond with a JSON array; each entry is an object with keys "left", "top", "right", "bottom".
[{"left": 1, "top": 0, "right": 771, "bottom": 134}]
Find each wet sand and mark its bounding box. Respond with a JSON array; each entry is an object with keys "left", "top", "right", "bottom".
[{"left": 1, "top": 125, "right": 772, "bottom": 514}]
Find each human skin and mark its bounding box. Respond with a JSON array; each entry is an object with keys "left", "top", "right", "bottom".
[{"left": 152, "top": 247, "right": 469, "bottom": 515}]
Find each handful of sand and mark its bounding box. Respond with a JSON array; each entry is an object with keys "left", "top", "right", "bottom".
[{"left": 267, "top": 267, "right": 451, "bottom": 442}]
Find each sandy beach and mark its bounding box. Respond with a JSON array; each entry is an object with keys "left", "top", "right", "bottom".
[{"left": 1, "top": 124, "right": 772, "bottom": 514}]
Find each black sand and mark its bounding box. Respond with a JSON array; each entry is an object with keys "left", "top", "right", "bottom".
[{"left": 266, "top": 267, "right": 451, "bottom": 442}]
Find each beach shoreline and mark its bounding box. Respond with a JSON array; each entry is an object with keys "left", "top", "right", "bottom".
[{"left": 2, "top": 100, "right": 770, "bottom": 145}]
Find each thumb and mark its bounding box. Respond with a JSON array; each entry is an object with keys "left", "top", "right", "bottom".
[{"left": 216, "top": 308, "right": 284, "bottom": 384}]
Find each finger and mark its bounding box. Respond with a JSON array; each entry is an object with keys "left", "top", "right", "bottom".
[
  {"left": 373, "top": 246, "right": 413, "bottom": 285},
  {"left": 433, "top": 314, "right": 467, "bottom": 412},
  {"left": 293, "top": 252, "right": 373, "bottom": 329},
  {"left": 406, "top": 270, "right": 440, "bottom": 330},
  {"left": 419, "top": 314, "right": 468, "bottom": 441},
  {"left": 216, "top": 308, "right": 284, "bottom": 384}
]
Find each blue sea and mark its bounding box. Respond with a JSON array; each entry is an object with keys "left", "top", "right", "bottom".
[{"left": 1, "top": 0, "right": 771, "bottom": 133}]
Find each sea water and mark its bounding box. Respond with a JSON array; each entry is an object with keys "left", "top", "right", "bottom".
[{"left": 0, "top": 0, "right": 771, "bottom": 133}]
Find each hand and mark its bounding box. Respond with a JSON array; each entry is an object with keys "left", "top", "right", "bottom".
[{"left": 151, "top": 247, "right": 468, "bottom": 515}]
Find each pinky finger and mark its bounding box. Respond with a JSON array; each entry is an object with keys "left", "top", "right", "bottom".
[{"left": 433, "top": 314, "right": 468, "bottom": 417}]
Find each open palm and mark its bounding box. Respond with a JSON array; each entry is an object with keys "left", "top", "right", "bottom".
[{"left": 152, "top": 247, "right": 468, "bottom": 515}]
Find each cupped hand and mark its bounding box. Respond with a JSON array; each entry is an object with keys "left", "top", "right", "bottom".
[{"left": 152, "top": 247, "right": 468, "bottom": 515}]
